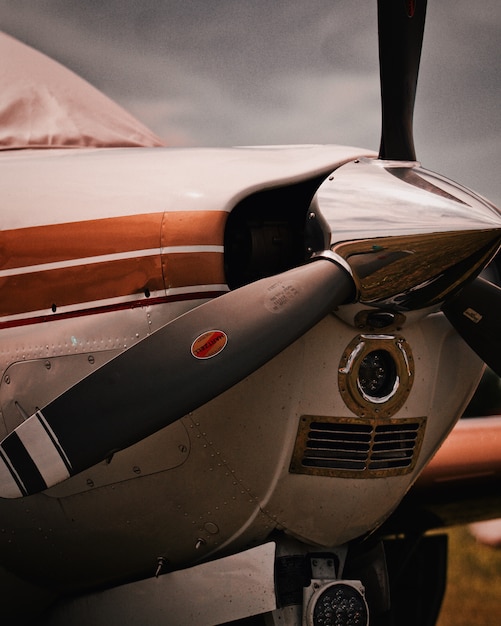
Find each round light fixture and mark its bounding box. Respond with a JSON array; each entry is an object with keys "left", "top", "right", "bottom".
[{"left": 306, "top": 582, "right": 369, "bottom": 626}]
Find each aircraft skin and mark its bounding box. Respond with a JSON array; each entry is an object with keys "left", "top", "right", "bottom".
[
  {"left": 1, "top": 144, "right": 499, "bottom": 626},
  {"left": 1, "top": 6, "right": 501, "bottom": 626}
]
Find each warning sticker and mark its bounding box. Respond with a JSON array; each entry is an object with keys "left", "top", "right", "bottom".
[{"left": 191, "top": 330, "right": 228, "bottom": 359}]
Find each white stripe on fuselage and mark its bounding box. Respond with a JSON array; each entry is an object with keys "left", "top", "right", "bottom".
[{"left": 0, "top": 246, "right": 224, "bottom": 277}]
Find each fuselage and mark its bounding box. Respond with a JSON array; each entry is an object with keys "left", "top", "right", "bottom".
[{"left": 0, "top": 144, "right": 492, "bottom": 619}]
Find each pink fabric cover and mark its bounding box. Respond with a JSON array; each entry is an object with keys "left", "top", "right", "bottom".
[{"left": 0, "top": 32, "right": 165, "bottom": 149}]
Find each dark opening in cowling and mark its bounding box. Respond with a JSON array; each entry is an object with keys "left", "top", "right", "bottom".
[{"left": 224, "top": 175, "right": 328, "bottom": 290}]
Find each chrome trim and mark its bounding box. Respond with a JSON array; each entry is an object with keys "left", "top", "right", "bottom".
[{"left": 309, "top": 249, "right": 354, "bottom": 279}]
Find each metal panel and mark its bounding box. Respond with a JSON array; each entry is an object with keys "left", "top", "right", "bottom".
[{"left": 45, "top": 542, "right": 277, "bottom": 626}]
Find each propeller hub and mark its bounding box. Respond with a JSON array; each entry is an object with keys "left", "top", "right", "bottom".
[{"left": 313, "top": 158, "right": 501, "bottom": 310}]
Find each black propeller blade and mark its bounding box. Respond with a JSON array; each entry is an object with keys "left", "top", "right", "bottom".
[
  {"left": 378, "top": 1, "right": 501, "bottom": 373},
  {"left": 443, "top": 276, "right": 501, "bottom": 378},
  {"left": 377, "top": 0, "right": 427, "bottom": 161},
  {"left": 0, "top": 258, "right": 353, "bottom": 497}
]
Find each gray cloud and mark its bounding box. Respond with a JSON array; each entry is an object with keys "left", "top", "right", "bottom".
[{"left": 0, "top": 0, "right": 499, "bottom": 204}]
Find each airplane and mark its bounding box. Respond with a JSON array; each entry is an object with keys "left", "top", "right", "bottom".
[{"left": 0, "top": 1, "right": 500, "bottom": 625}]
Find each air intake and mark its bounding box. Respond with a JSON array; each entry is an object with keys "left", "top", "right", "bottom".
[{"left": 290, "top": 415, "right": 426, "bottom": 478}]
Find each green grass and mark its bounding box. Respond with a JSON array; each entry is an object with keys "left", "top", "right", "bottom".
[{"left": 437, "top": 525, "right": 501, "bottom": 626}]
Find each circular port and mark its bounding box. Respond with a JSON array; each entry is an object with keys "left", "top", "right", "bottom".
[
  {"left": 338, "top": 335, "right": 414, "bottom": 418},
  {"left": 357, "top": 349, "right": 397, "bottom": 401}
]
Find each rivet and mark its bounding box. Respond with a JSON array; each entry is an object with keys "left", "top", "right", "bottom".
[
  {"left": 133, "top": 466, "right": 141, "bottom": 474},
  {"left": 88, "top": 355, "right": 95, "bottom": 364},
  {"left": 44, "top": 360, "right": 51, "bottom": 370}
]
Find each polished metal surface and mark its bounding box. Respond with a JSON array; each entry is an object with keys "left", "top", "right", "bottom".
[{"left": 313, "top": 158, "right": 501, "bottom": 310}]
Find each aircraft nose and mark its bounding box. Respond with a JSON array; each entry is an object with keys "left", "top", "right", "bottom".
[{"left": 314, "top": 158, "right": 501, "bottom": 311}]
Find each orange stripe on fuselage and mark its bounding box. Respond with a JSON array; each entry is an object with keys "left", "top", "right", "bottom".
[
  {"left": 0, "top": 214, "right": 163, "bottom": 270},
  {"left": 161, "top": 211, "right": 227, "bottom": 247},
  {"left": 162, "top": 252, "right": 225, "bottom": 289},
  {"left": 0, "top": 211, "right": 228, "bottom": 319},
  {"left": 0, "top": 256, "right": 165, "bottom": 316}
]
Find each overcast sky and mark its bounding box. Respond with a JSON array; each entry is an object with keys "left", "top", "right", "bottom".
[{"left": 1, "top": 0, "right": 499, "bottom": 205}]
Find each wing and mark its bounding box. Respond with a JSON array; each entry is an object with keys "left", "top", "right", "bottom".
[{"left": 384, "top": 415, "right": 501, "bottom": 533}]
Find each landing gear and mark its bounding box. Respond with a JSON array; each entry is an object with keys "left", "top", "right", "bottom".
[
  {"left": 382, "top": 534, "right": 448, "bottom": 626},
  {"left": 228, "top": 533, "right": 448, "bottom": 626}
]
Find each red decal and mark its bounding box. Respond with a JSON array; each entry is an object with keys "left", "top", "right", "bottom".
[
  {"left": 191, "top": 330, "right": 228, "bottom": 359},
  {"left": 406, "top": 1, "right": 416, "bottom": 17}
]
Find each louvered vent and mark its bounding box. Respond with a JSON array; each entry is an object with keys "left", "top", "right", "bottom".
[{"left": 290, "top": 415, "right": 426, "bottom": 478}]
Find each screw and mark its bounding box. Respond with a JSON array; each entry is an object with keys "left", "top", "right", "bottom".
[{"left": 155, "top": 556, "right": 167, "bottom": 578}]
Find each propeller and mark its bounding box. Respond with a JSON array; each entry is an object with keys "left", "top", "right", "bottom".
[
  {"left": 0, "top": 258, "right": 353, "bottom": 498},
  {"left": 377, "top": 0, "right": 427, "bottom": 161},
  {"left": 442, "top": 276, "right": 501, "bottom": 378}
]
